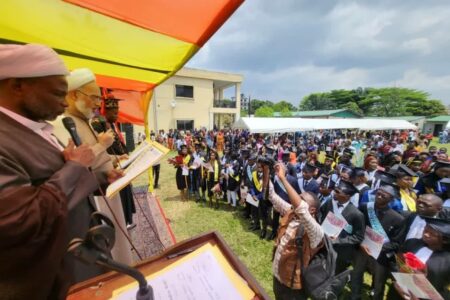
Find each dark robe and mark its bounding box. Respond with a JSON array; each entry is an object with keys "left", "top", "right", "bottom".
[
  {"left": 0, "top": 112, "right": 98, "bottom": 299},
  {"left": 401, "top": 239, "right": 450, "bottom": 300},
  {"left": 319, "top": 199, "right": 365, "bottom": 271}
]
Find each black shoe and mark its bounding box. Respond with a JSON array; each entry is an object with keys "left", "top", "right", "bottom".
[
  {"left": 259, "top": 229, "right": 267, "bottom": 239},
  {"left": 266, "top": 231, "right": 276, "bottom": 241},
  {"left": 249, "top": 225, "right": 260, "bottom": 231}
]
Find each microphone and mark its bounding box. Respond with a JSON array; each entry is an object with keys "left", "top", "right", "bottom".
[
  {"left": 62, "top": 117, "right": 82, "bottom": 146},
  {"left": 68, "top": 213, "right": 154, "bottom": 300},
  {"left": 96, "top": 115, "right": 108, "bottom": 133}
]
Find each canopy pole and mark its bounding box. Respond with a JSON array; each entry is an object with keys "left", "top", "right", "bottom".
[{"left": 143, "top": 90, "right": 155, "bottom": 193}]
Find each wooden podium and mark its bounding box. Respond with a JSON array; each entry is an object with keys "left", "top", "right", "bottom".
[{"left": 67, "top": 231, "right": 271, "bottom": 300}]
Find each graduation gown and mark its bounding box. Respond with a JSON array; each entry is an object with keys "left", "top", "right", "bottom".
[
  {"left": 319, "top": 199, "right": 365, "bottom": 263},
  {"left": 0, "top": 112, "right": 98, "bottom": 299},
  {"left": 359, "top": 204, "right": 404, "bottom": 266},
  {"left": 402, "top": 239, "right": 450, "bottom": 300}
]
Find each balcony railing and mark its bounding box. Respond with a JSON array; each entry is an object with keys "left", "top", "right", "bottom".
[{"left": 213, "top": 99, "right": 237, "bottom": 108}]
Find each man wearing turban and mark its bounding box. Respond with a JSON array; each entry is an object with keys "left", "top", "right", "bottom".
[
  {"left": 0, "top": 44, "right": 98, "bottom": 299},
  {"left": 52, "top": 68, "right": 134, "bottom": 280}
]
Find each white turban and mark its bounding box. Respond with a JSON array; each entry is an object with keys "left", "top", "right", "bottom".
[
  {"left": 66, "top": 68, "right": 96, "bottom": 91},
  {"left": 0, "top": 44, "right": 69, "bottom": 80}
]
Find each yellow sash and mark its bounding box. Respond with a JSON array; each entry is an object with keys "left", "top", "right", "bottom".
[
  {"left": 252, "top": 171, "right": 262, "bottom": 192},
  {"left": 208, "top": 160, "right": 219, "bottom": 182},
  {"left": 400, "top": 188, "right": 417, "bottom": 212}
]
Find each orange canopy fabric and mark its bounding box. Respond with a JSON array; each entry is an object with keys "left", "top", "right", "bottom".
[{"left": 0, "top": 0, "right": 244, "bottom": 125}]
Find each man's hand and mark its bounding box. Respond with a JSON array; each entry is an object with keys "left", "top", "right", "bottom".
[
  {"left": 119, "top": 154, "right": 129, "bottom": 160},
  {"left": 361, "top": 245, "right": 371, "bottom": 256},
  {"left": 98, "top": 129, "right": 115, "bottom": 148},
  {"left": 107, "top": 169, "right": 125, "bottom": 184},
  {"left": 63, "top": 139, "right": 95, "bottom": 167},
  {"left": 274, "top": 162, "right": 286, "bottom": 179}
]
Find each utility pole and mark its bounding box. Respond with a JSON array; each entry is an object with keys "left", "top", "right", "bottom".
[{"left": 248, "top": 94, "right": 251, "bottom": 117}]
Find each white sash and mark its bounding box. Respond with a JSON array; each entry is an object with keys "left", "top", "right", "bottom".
[{"left": 332, "top": 200, "right": 353, "bottom": 234}]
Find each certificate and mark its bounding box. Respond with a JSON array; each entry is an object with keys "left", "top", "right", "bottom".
[
  {"left": 392, "top": 273, "right": 443, "bottom": 300},
  {"left": 321, "top": 212, "right": 347, "bottom": 238},
  {"left": 245, "top": 194, "right": 259, "bottom": 207},
  {"left": 361, "top": 226, "right": 384, "bottom": 259}
]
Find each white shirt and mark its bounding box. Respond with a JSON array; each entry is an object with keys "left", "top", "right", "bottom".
[
  {"left": 0, "top": 106, "right": 63, "bottom": 150},
  {"left": 332, "top": 199, "right": 350, "bottom": 214}
]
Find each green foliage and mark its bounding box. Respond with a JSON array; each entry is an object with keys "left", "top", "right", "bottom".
[
  {"left": 272, "top": 100, "right": 297, "bottom": 112},
  {"left": 299, "top": 87, "right": 447, "bottom": 117},
  {"left": 255, "top": 106, "right": 274, "bottom": 117},
  {"left": 279, "top": 107, "right": 292, "bottom": 117}
]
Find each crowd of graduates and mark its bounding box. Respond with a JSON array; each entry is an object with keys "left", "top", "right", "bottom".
[{"left": 166, "top": 128, "right": 450, "bottom": 299}]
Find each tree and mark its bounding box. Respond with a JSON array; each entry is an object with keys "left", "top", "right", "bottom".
[
  {"left": 299, "top": 87, "right": 447, "bottom": 117},
  {"left": 255, "top": 106, "right": 274, "bottom": 117},
  {"left": 279, "top": 107, "right": 292, "bottom": 117},
  {"left": 273, "top": 100, "right": 297, "bottom": 112}
]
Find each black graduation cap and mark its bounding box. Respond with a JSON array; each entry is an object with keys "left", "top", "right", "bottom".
[
  {"left": 351, "top": 167, "right": 367, "bottom": 178},
  {"left": 179, "top": 144, "right": 187, "bottom": 150},
  {"left": 395, "top": 164, "right": 417, "bottom": 177},
  {"left": 434, "top": 160, "right": 450, "bottom": 170},
  {"left": 325, "top": 152, "right": 335, "bottom": 161},
  {"left": 264, "top": 145, "right": 277, "bottom": 156},
  {"left": 302, "top": 163, "right": 318, "bottom": 173},
  {"left": 342, "top": 148, "right": 354, "bottom": 158},
  {"left": 319, "top": 174, "right": 335, "bottom": 189},
  {"left": 374, "top": 170, "right": 397, "bottom": 184},
  {"left": 339, "top": 165, "right": 353, "bottom": 175},
  {"left": 423, "top": 217, "right": 450, "bottom": 238},
  {"left": 335, "top": 180, "right": 359, "bottom": 196}
]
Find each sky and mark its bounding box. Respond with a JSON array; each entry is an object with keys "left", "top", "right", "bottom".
[{"left": 187, "top": 0, "right": 450, "bottom": 106}]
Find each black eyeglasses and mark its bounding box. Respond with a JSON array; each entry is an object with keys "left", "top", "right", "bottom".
[{"left": 76, "top": 90, "right": 103, "bottom": 103}]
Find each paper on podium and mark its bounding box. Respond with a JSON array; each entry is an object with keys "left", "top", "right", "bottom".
[
  {"left": 112, "top": 242, "right": 255, "bottom": 300},
  {"left": 106, "top": 142, "right": 166, "bottom": 198}
]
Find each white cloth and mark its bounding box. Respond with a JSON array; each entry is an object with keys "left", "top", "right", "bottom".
[
  {"left": 444, "top": 199, "right": 450, "bottom": 208},
  {"left": 0, "top": 106, "right": 63, "bottom": 150},
  {"left": 66, "top": 68, "right": 96, "bottom": 91},
  {"left": 414, "top": 246, "right": 433, "bottom": 264},
  {"left": 406, "top": 215, "right": 426, "bottom": 240},
  {"left": 0, "top": 44, "right": 68, "bottom": 80}
]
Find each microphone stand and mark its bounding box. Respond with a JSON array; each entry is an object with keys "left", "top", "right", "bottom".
[{"left": 68, "top": 213, "right": 154, "bottom": 300}]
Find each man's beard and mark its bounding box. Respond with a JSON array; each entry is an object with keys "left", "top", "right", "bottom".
[{"left": 75, "top": 100, "right": 94, "bottom": 119}]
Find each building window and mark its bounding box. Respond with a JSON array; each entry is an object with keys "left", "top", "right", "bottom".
[
  {"left": 177, "top": 120, "right": 194, "bottom": 131},
  {"left": 175, "top": 85, "right": 194, "bottom": 98}
]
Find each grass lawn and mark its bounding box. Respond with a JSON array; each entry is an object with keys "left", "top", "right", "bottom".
[{"left": 156, "top": 152, "right": 382, "bottom": 299}]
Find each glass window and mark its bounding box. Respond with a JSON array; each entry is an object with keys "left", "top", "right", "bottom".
[{"left": 175, "top": 85, "right": 194, "bottom": 98}]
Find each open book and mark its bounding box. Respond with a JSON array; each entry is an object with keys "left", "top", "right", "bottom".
[{"left": 106, "top": 141, "right": 169, "bottom": 198}]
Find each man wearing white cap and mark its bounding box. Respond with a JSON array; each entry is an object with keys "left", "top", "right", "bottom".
[
  {"left": 52, "top": 68, "right": 134, "bottom": 272},
  {"left": 0, "top": 44, "right": 97, "bottom": 299}
]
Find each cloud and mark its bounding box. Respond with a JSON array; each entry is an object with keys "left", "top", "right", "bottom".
[{"left": 188, "top": 1, "right": 450, "bottom": 105}]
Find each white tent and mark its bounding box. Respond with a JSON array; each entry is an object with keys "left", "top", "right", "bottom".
[{"left": 233, "top": 117, "right": 417, "bottom": 133}]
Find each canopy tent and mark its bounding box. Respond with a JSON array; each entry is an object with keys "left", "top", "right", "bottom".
[
  {"left": 233, "top": 117, "right": 417, "bottom": 133},
  {"left": 0, "top": 0, "right": 244, "bottom": 125}
]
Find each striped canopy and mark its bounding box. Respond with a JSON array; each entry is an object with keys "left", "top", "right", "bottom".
[{"left": 0, "top": 0, "right": 243, "bottom": 125}]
